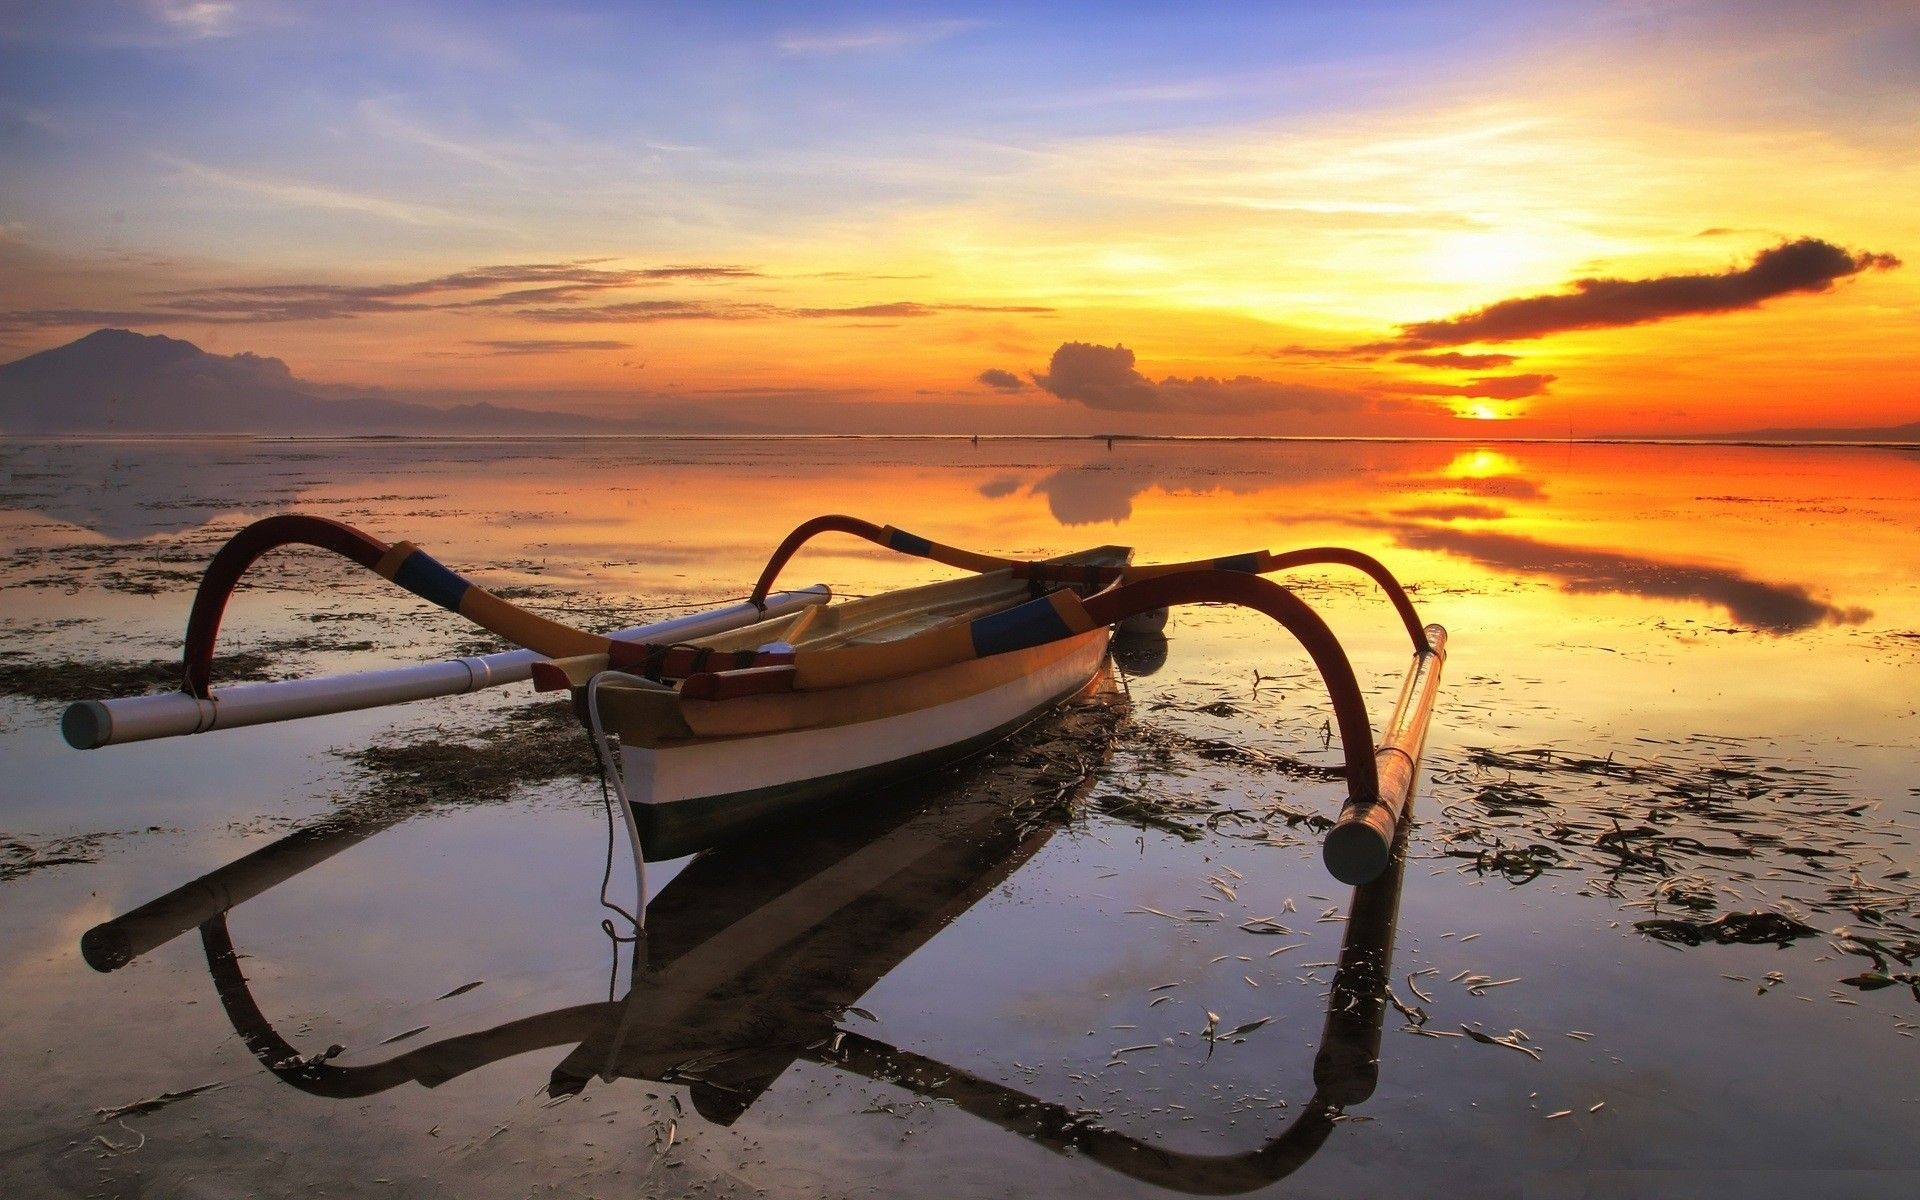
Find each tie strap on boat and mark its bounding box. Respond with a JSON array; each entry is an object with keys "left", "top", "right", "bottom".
[
  {"left": 183, "top": 515, "right": 645, "bottom": 698},
  {"left": 1016, "top": 549, "right": 1431, "bottom": 653}
]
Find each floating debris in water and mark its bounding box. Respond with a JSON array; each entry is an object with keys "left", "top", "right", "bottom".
[
  {"left": 1635, "top": 911, "right": 1819, "bottom": 947},
  {"left": 1461, "top": 1026, "right": 1542, "bottom": 1060},
  {"left": 95, "top": 1081, "right": 227, "bottom": 1121}
]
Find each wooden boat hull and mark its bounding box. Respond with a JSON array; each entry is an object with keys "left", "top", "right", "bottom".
[{"left": 623, "top": 627, "right": 1110, "bottom": 859}]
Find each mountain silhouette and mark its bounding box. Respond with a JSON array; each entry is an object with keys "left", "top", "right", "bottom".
[{"left": 0, "top": 329, "right": 685, "bottom": 435}]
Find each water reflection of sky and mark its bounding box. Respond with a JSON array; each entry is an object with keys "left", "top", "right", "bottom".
[{"left": 2, "top": 437, "right": 1918, "bottom": 1196}]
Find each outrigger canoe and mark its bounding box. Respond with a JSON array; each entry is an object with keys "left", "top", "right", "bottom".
[{"left": 62, "top": 512, "right": 1446, "bottom": 885}]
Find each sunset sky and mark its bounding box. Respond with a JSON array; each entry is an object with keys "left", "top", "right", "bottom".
[{"left": 1, "top": 0, "right": 1915, "bottom": 436}]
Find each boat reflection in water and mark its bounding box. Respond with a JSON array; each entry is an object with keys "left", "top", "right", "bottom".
[{"left": 83, "top": 678, "right": 1411, "bottom": 1194}]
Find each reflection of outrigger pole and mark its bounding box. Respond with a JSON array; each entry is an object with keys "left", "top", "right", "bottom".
[
  {"left": 812, "top": 822, "right": 1410, "bottom": 1193},
  {"left": 85, "top": 724, "right": 1417, "bottom": 1193}
]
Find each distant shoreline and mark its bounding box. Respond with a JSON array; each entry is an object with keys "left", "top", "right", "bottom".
[{"left": 2, "top": 432, "right": 1915, "bottom": 450}]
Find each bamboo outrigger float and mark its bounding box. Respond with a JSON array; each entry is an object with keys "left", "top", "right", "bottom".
[{"left": 61, "top": 511, "right": 1446, "bottom": 885}]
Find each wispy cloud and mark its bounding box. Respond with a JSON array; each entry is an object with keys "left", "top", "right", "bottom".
[
  {"left": 356, "top": 97, "right": 519, "bottom": 176},
  {"left": 1395, "top": 351, "right": 1519, "bottom": 369},
  {"left": 466, "top": 339, "right": 629, "bottom": 355},
  {"left": 0, "top": 261, "right": 763, "bottom": 328},
  {"left": 1383, "top": 372, "right": 1556, "bottom": 400},
  {"left": 149, "top": 0, "right": 240, "bottom": 40},
  {"left": 776, "top": 19, "right": 982, "bottom": 56},
  {"left": 517, "top": 298, "right": 1051, "bottom": 324},
  {"left": 0, "top": 258, "right": 1050, "bottom": 333},
  {"left": 155, "top": 154, "right": 471, "bottom": 227}
]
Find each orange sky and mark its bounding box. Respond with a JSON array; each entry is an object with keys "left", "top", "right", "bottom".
[{"left": 1, "top": 2, "right": 1915, "bottom": 435}]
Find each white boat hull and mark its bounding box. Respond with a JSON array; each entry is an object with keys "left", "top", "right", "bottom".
[{"left": 620, "top": 628, "right": 1110, "bottom": 858}]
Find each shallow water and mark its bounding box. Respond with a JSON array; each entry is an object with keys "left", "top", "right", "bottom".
[{"left": 1, "top": 436, "right": 1917, "bottom": 1199}]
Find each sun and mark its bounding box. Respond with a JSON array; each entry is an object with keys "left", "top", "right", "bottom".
[
  {"left": 1424, "top": 230, "right": 1560, "bottom": 296},
  {"left": 1445, "top": 448, "right": 1520, "bottom": 476}
]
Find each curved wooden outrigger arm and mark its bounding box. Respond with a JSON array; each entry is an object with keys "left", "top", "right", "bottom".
[
  {"left": 748, "top": 514, "right": 1435, "bottom": 653},
  {"left": 179, "top": 515, "right": 813, "bottom": 700},
  {"left": 747, "top": 513, "right": 1018, "bottom": 607}
]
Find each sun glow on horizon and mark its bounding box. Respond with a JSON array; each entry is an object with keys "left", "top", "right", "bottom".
[
  {"left": 1445, "top": 449, "right": 1521, "bottom": 478},
  {"left": 0, "top": 2, "right": 1913, "bottom": 436}
]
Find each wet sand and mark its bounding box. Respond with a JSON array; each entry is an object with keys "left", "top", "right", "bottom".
[{"left": 1, "top": 436, "right": 1916, "bottom": 1198}]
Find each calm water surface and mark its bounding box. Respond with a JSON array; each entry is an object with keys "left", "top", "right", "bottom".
[{"left": 1, "top": 437, "right": 1916, "bottom": 1198}]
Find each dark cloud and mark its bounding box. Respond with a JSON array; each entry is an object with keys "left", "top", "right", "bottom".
[
  {"left": 1384, "top": 372, "right": 1556, "bottom": 400},
  {"left": 977, "top": 476, "right": 1022, "bottom": 498},
  {"left": 466, "top": 339, "right": 630, "bottom": 355},
  {"left": 1029, "top": 342, "right": 1381, "bottom": 415},
  {"left": 1368, "top": 238, "right": 1899, "bottom": 349},
  {"left": 519, "top": 299, "right": 1052, "bottom": 324},
  {"left": 1386, "top": 524, "right": 1869, "bottom": 633},
  {"left": 1391, "top": 503, "right": 1508, "bottom": 521},
  {"left": 1261, "top": 344, "right": 1379, "bottom": 361},
  {"left": 1395, "top": 352, "right": 1518, "bottom": 369},
  {"left": 976, "top": 368, "right": 1026, "bottom": 392},
  {"left": 1030, "top": 342, "right": 1157, "bottom": 409},
  {"left": 516, "top": 299, "right": 769, "bottom": 324},
  {"left": 0, "top": 261, "right": 765, "bottom": 329}
]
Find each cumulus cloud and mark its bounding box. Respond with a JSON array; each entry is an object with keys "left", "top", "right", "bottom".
[
  {"left": 976, "top": 368, "right": 1026, "bottom": 392},
  {"left": 1395, "top": 352, "right": 1518, "bottom": 369},
  {"left": 1030, "top": 343, "right": 1160, "bottom": 409},
  {"left": 1371, "top": 238, "right": 1899, "bottom": 349},
  {"left": 1028, "top": 342, "right": 1378, "bottom": 415}
]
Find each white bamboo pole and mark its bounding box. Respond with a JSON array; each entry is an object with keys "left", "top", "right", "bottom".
[{"left": 61, "top": 586, "right": 829, "bottom": 750}]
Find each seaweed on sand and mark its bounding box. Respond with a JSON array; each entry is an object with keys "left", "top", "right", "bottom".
[
  {"left": 1, "top": 831, "right": 127, "bottom": 882},
  {"left": 0, "top": 651, "right": 280, "bottom": 703},
  {"left": 334, "top": 700, "right": 597, "bottom": 818},
  {"left": 1425, "top": 739, "right": 1916, "bottom": 938},
  {"left": 1634, "top": 911, "right": 1820, "bottom": 947}
]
